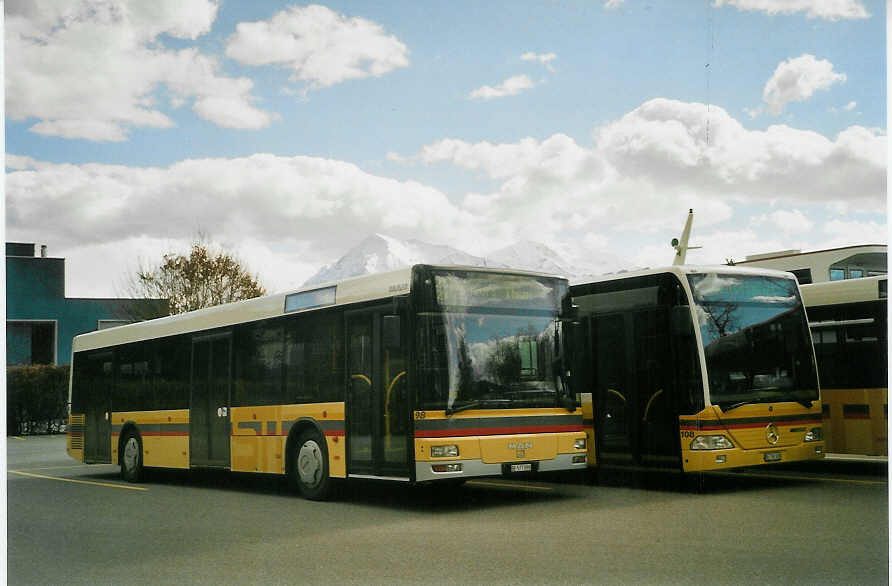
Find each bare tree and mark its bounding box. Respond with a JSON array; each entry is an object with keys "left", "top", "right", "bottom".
[{"left": 128, "top": 237, "right": 266, "bottom": 315}]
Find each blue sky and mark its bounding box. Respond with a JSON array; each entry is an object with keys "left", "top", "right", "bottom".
[{"left": 5, "top": 0, "right": 887, "bottom": 296}]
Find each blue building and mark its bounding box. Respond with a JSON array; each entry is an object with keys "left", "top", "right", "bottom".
[{"left": 6, "top": 242, "right": 168, "bottom": 365}]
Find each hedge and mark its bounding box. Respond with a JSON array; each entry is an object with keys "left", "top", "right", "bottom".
[{"left": 7, "top": 364, "right": 70, "bottom": 436}]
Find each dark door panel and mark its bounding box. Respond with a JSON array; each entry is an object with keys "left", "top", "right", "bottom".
[
  {"left": 191, "top": 334, "right": 232, "bottom": 467},
  {"left": 346, "top": 308, "right": 409, "bottom": 478}
]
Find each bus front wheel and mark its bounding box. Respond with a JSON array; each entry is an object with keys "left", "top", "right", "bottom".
[
  {"left": 290, "top": 429, "right": 331, "bottom": 500},
  {"left": 120, "top": 431, "right": 144, "bottom": 483}
]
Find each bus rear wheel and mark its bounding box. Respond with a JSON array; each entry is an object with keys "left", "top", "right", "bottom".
[
  {"left": 120, "top": 431, "right": 144, "bottom": 483},
  {"left": 289, "top": 430, "right": 331, "bottom": 500}
]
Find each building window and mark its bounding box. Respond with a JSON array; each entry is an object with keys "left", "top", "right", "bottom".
[
  {"left": 829, "top": 268, "right": 846, "bottom": 281},
  {"left": 6, "top": 321, "right": 56, "bottom": 365},
  {"left": 848, "top": 269, "right": 864, "bottom": 279},
  {"left": 789, "top": 268, "right": 813, "bottom": 285}
]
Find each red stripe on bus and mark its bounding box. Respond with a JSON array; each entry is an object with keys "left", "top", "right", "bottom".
[
  {"left": 414, "top": 424, "right": 584, "bottom": 438},
  {"left": 142, "top": 431, "right": 189, "bottom": 436},
  {"left": 111, "top": 431, "right": 189, "bottom": 437},
  {"left": 323, "top": 430, "right": 345, "bottom": 437}
]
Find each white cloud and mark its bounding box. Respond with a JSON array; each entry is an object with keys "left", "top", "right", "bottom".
[
  {"left": 843, "top": 101, "right": 857, "bottom": 111},
  {"left": 5, "top": 153, "right": 495, "bottom": 293},
  {"left": 596, "top": 99, "right": 885, "bottom": 205},
  {"left": 225, "top": 5, "right": 409, "bottom": 89},
  {"left": 713, "top": 0, "right": 870, "bottom": 21},
  {"left": 822, "top": 219, "right": 889, "bottom": 246},
  {"left": 5, "top": 0, "right": 272, "bottom": 141},
  {"left": 762, "top": 54, "right": 847, "bottom": 114},
  {"left": 468, "top": 75, "right": 535, "bottom": 100},
  {"left": 521, "top": 52, "right": 557, "bottom": 72},
  {"left": 604, "top": 0, "right": 626, "bottom": 8},
  {"left": 408, "top": 97, "right": 884, "bottom": 261},
  {"left": 751, "top": 209, "right": 815, "bottom": 234},
  {"left": 12, "top": 97, "right": 886, "bottom": 295}
]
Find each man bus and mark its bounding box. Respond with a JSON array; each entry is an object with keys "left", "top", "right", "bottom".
[
  {"left": 67, "top": 265, "right": 587, "bottom": 499},
  {"left": 569, "top": 265, "right": 824, "bottom": 473}
]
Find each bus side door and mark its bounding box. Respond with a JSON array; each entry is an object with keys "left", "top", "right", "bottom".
[
  {"left": 190, "top": 333, "right": 232, "bottom": 468},
  {"left": 345, "top": 307, "right": 409, "bottom": 479},
  {"left": 84, "top": 351, "right": 113, "bottom": 464}
]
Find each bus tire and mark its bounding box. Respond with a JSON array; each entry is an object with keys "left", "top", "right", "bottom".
[
  {"left": 120, "top": 430, "right": 144, "bottom": 483},
  {"left": 289, "top": 429, "right": 331, "bottom": 500}
]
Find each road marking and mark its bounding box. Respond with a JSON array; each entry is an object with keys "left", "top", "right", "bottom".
[
  {"left": 467, "top": 479, "right": 553, "bottom": 492},
  {"left": 8, "top": 470, "right": 148, "bottom": 491},
  {"left": 10, "top": 437, "right": 25, "bottom": 441}
]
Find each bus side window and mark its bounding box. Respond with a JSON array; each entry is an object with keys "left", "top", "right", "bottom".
[
  {"left": 285, "top": 312, "right": 344, "bottom": 404},
  {"left": 153, "top": 336, "right": 190, "bottom": 410},
  {"left": 117, "top": 342, "right": 153, "bottom": 412},
  {"left": 234, "top": 322, "right": 284, "bottom": 407}
]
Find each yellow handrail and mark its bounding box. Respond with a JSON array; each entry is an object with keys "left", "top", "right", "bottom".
[
  {"left": 350, "top": 374, "right": 372, "bottom": 387},
  {"left": 642, "top": 389, "right": 663, "bottom": 422},
  {"left": 384, "top": 371, "right": 407, "bottom": 451}
]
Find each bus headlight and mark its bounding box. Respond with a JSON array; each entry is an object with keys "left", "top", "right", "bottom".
[
  {"left": 574, "top": 438, "right": 586, "bottom": 450},
  {"left": 690, "top": 435, "right": 734, "bottom": 450},
  {"left": 430, "top": 444, "right": 459, "bottom": 458},
  {"left": 804, "top": 427, "right": 823, "bottom": 442}
]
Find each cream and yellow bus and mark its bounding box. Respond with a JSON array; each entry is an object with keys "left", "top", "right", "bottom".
[
  {"left": 801, "top": 275, "right": 887, "bottom": 456},
  {"left": 67, "top": 265, "right": 587, "bottom": 499},
  {"left": 570, "top": 265, "right": 824, "bottom": 473}
]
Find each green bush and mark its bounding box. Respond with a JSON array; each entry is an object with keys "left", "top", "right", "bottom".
[{"left": 7, "top": 364, "right": 70, "bottom": 436}]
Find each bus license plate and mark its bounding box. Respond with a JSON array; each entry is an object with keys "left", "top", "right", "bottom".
[
  {"left": 510, "top": 463, "right": 533, "bottom": 473},
  {"left": 764, "top": 452, "right": 782, "bottom": 462}
]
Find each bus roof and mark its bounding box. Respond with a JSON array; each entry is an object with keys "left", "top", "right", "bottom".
[
  {"left": 800, "top": 274, "right": 887, "bottom": 308},
  {"left": 570, "top": 264, "right": 796, "bottom": 289},
  {"left": 71, "top": 264, "right": 564, "bottom": 354}
]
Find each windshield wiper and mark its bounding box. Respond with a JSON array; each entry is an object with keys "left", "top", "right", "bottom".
[
  {"left": 719, "top": 396, "right": 813, "bottom": 412},
  {"left": 445, "top": 398, "right": 512, "bottom": 416},
  {"left": 719, "top": 401, "right": 753, "bottom": 413}
]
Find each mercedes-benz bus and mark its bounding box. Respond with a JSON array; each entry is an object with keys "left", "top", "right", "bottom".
[
  {"left": 570, "top": 265, "right": 824, "bottom": 473},
  {"left": 67, "top": 265, "right": 587, "bottom": 499}
]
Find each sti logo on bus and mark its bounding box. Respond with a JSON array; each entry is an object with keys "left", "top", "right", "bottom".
[{"left": 508, "top": 441, "right": 532, "bottom": 458}]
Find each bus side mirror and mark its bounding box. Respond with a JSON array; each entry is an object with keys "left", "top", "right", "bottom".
[
  {"left": 671, "top": 306, "right": 694, "bottom": 337},
  {"left": 383, "top": 315, "right": 401, "bottom": 349}
]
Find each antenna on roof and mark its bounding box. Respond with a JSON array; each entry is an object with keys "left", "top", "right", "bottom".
[{"left": 671, "top": 208, "right": 702, "bottom": 265}]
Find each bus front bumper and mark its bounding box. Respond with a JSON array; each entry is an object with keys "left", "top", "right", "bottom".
[
  {"left": 683, "top": 442, "right": 825, "bottom": 472},
  {"left": 415, "top": 453, "right": 587, "bottom": 483}
]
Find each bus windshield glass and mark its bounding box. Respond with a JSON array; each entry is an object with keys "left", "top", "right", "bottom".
[
  {"left": 687, "top": 272, "right": 819, "bottom": 410},
  {"left": 417, "top": 270, "right": 569, "bottom": 413}
]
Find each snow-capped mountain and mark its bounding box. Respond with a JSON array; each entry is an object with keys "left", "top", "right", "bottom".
[
  {"left": 302, "top": 233, "right": 634, "bottom": 286},
  {"left": 487, "top": 240, "right": 575, "bottom": 277},
  {"left": 303, "top": 234, "right": 492, "bottom": 286}
]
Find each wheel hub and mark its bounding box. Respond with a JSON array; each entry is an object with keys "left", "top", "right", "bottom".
[
  {"left": 123, "top": 437, "right": 139, "bottom": 471},
  {"left": 297, "top": 440, "right": 322, "bottom": 486}
]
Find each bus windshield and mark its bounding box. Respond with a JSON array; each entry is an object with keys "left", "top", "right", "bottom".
[
  {"left": 687, "top": 272, "right": 819, "bottom": 410},
  {"left": 417, "top": 270, "right": 569, "bottom": 413}
]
